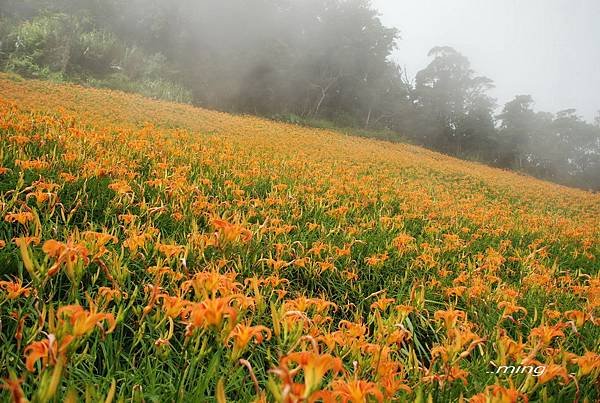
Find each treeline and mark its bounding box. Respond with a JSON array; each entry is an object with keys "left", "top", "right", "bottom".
[{"left": 1, "top": 0, "right": 599, "bottom": 189}]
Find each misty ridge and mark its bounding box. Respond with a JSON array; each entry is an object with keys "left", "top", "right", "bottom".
[{"left": 1, "top": 0, "right": 599, "bottom": 190}]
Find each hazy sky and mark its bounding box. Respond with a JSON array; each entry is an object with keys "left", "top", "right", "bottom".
[{"left": 371, "top": 0, "right": 600, "bottom": 122}]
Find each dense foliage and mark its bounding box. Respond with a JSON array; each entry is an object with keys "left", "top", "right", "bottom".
[
  {"left": 0, "top": 75, "right": 599, "bottom": 402},
  {"left": 1, "top": 0, "right": 599, "bottom": 190}
]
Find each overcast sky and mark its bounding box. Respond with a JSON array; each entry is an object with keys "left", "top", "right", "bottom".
[{"left": 371, "top": 0, "right": 600, "bottom": 122}]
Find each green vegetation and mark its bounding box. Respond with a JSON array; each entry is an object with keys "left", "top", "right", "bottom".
[{"left": 0, "top": 75, "right": 599, "bottom": 402}]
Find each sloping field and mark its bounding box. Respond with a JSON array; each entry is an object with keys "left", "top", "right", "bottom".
[{"left": 0, "top": 74, "right": 599, "bottom": 402}]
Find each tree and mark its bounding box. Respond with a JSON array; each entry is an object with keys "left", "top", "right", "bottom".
[
  {"left": 413, "top": 46, "right": 496, "bottom": 156},
  {"left": 496, "top": 95, "right": 537, "bottom": 169},
  {"left": 549, "top": 109, "right": 600, "bottom": 184}
]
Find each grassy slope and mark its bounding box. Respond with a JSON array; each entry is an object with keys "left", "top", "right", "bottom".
[{"left": 0, "top": 74, "right": 599, "bottom": 402}]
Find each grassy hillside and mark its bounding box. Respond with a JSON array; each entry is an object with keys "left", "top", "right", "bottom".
[{"left": 0, "top": 74, "right": 599, "bottom": 402}]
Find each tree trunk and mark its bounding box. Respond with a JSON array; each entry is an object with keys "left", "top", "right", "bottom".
[{"left": 313, "top": 87, "right": 327, "bottom": 117}]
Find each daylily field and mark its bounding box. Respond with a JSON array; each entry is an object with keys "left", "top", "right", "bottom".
[{"left": 0, "top": 74, "right": 599, "bottom": 402}]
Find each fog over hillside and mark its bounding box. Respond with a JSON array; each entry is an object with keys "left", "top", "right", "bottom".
[{"left": 1, "top": 0, "right": 599, "bottom": 189}]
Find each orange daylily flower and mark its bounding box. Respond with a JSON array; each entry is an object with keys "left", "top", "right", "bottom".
[
  {"left": 497, "top": 331, "right": 526, "bottom": 364},
  {"left": 108, "top": 180, "right": 132, "bottom": 194},
  {"left": 331, "top": 379, "right": 384, "bottom": 403},
  {"left": 528, "top": 324, "right": 565, "bottom": 346},
  {"left": 370, "top": 297, "right": 396, "bottom": 311},
  {"left": 118, "top": 214, "right": 137, "bottom": 224},
  {"left": 24, "top": 335, "right": 73, "bottom": 372},
  {"left": 97, "top": 287, "right": 126, "bottom": 304},
  {"left": 564, "top": 310, "right": 586, "bottom": 328},
  {"left": 13, "top": 236, "right": 41, "bottom": 247},
  {"left": 42, "top": 239, "right": 90, "bottom": 277},
  {"left": 423, "top": 365, "right": 469, "bottom": 387},
  {"left": 0, "top": 373, "right": 27, "bottom": 403},
  {"left": 285, "top": 297, "right": 337, "bottom": 314},
  {"left": 0, "top": 279, "right": 31, "bottom": 299},
  {"left": 571, "top": 351, "right": 600, "bottom": 376},
  {"left": 123, "top": 233, "right": 153, "bottom": 253},
  {"left": 181, "top": 270, "right": 241, "bottom": 299},
  {"left": 15, "top": 159, "right": 48, "bottom": 170},
  {"left": 227, "top": 323, "right": 272, "bottom": 358},
  {"left": 498, "top": 301, "right": 527, "bottom": 320},
  {"left": 434, "top": 308, "right": 466, "bottom": 330},
  {"left": 469, "top": 384, "right": 528, "bottom": 403},
  {"left": 59, "top": 172, "right": 77, "bottom": 182},
  {"left": 4, "top": 212, "right": 34, "bottom": 225},
  {"left": 56, "top": 304, "right": 116, "bottom": 337},
  {"left": 537, "top": 364, "right": 569, "bottom": 385},
  {"left": 392, "top": 233, "right": 415, "bottom": 253},
  {"left": 159, "top": 294, "right": 189, "bottom": 318},
  {"left": 212, "top": 218, "right": 252, "bottom": 245},
  {"left": 364, "top": 253, "right": 388, "bottom": 267},
  {"left": 156, "top": 242, "right": 184, "bottom": 259},
  {"left": 278, "top": 351, "right": 343, "bottom": 399},
  {"left": 184, "top": 296, "right": 238, "bottom": 335}
]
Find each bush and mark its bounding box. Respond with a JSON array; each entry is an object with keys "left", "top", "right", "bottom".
[
  {"left": 87, "top": 73, "right": 192, "bottom": 104},
  {"left": 1, "top": 13, "right": 191, "bottom": 104},
  {"left": 74, "top": 29, "right": 122, "bottom": 76},
  {"left": 4, "top": 13, "right": 78, "bottom": 78},
  {"left": 136, "top": 78, "right": 192, "bottom": 103}
]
